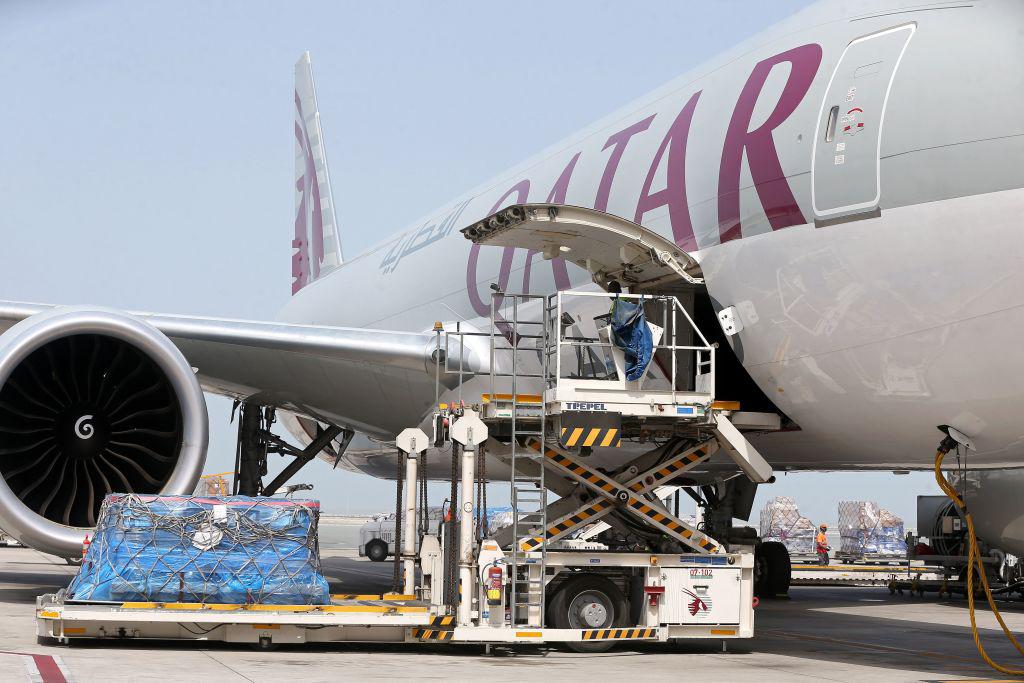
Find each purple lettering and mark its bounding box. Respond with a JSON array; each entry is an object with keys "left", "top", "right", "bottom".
[
  {"left": 466, "top": 180, "right": 531, "bottom": 317},
  {"left": 523, "top": 152, "right": 582, "bottom": 291},
  {"left": 717, "top": 43, "right": 822, "bottom": 244},
  {"left": 634, "top": 92, "right": 701, "bottom": 250},
  {"left": 595, "top": 115, "right": 655, "bottom": 212}
]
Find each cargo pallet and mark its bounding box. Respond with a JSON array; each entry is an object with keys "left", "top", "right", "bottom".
[
  {"left": 36, "top": 207, "right": 777, "bottom": 650},
  {"left": 790, "top": 563, "right": 942, "bottom": 587},
  {"left": 834, "top": 552, "right": 907, "bottom": 565}
]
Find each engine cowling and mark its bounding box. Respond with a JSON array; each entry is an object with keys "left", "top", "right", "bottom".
[{"left": 0, "top": 307, "right": 208, "bottom": 557}]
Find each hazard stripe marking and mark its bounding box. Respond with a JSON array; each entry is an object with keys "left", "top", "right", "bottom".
[
  {"left": 413, "top": 628, "right": 454, "bottom": 641},
  {"left": 581, "top": 627, "right": 657, "bottom": 640},
  {"left": 626, "top": 446, "right": 711, "bottom": 493},
  {"left": 560, "top": 411, "right": 622, "bottom": 448},
  {"left": 427, "top": 615, "right": 455, "bottom": 630},
  {"left": 527, "top": 437, "right": 720, "bottom": 554},
  {"left": 626, "top": 496, "right": 718, "bottom": 554},
  {"left": 519, "top": 500, "right": 612, "bottom": 552},
  {"left": 562, "top": 427, "right": 620, "bottom": 448}
]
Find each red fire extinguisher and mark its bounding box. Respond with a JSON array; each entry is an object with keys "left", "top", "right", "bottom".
[
  {"left": 486, "top": 566, "right": 503, "bottom": 606},
  {"left": 81, "top": 534, "right": 91, "bottom": 558}
]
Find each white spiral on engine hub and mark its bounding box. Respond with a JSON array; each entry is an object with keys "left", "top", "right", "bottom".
[{"left": 74, "top": 415, "right": 94, "bottom": 440}]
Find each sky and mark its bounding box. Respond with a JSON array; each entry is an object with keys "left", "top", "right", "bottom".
[{"left": 0, "top": 0, "right": 941, "bottom": 528}]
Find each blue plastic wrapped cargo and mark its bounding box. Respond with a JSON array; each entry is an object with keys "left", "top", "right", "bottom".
[
  {"left": 67, "top": 494, "right": 330, "bottom": 605},
  {"left": 610, "top": 298, "right": 653, "bottom": 381}
]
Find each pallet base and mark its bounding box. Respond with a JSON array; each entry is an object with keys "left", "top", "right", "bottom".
[{"left": 36, "top": 593, "right": 749, "bottom": 646}]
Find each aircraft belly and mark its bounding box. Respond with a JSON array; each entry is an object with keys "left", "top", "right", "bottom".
[{"left": 701, "top": 186, "right": 1024, "bottom": 468}]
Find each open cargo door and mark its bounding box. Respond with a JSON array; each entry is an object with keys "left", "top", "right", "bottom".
[
  {"left": 462, "top": 203, "right": 792, "bottom": 434},
  {"left": 461, "top": 204, "right": 703, "bottom": 294}
]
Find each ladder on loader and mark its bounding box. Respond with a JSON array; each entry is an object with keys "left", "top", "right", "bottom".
[{"left": 489, "top": 293, "right": 550, "bottom": 627}]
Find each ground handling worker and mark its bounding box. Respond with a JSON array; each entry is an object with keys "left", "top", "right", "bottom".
[{"left": 816, "top": 524, "right": 831, "bottom": 566}]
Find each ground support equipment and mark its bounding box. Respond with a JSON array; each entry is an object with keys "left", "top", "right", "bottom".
[{"left": 36, "top": 206, "right": 781, "bottom": 651}]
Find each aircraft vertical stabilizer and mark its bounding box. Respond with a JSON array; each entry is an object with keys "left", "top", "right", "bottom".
[{"left": 292, "top": 51, "right": 343, "bottom": 294}]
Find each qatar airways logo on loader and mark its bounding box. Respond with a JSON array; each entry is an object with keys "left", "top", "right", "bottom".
[
  {"left": 681, "top": 586, "right": 712, "bottom": 618},
  {"left": 464, "top": 43, "right": 822, "bottom": 317}
]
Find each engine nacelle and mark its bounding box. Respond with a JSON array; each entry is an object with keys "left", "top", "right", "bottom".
[{"left": 0, "top": 307, "right": 208, "bottom": 557}]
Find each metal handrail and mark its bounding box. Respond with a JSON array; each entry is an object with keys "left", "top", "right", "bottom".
[{"left": 548, "top": 290, "right": 715, "bottom": 403}]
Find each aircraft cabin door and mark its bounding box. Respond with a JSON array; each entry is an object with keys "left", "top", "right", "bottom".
[{"left": 811, "top": 24, "right": 915, "bottom": 222}]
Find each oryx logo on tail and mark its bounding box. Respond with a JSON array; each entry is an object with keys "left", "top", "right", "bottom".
[{"left": 292, "top": 52, "right": 344, "bottom": 294}]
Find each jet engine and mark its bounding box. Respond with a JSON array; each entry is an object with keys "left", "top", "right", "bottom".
[{"left": 0, "top": 307, "right": 208, "bottom": 557}]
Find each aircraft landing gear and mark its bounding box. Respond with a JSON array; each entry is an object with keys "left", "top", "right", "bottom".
[{"left": 233, "top": 402, "right": 353, "bottom": 496}]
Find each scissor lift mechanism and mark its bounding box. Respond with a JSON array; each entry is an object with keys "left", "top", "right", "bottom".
[
  {"left": 517, "top": 438, "right": 722, "bottom": 554},
  {"left": 36, "top": 205, "right": 775, "bottom": 648}
]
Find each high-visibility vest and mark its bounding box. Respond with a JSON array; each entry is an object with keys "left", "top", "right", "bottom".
[{"left": 816, "top": 531, "right": 827, "bottom": 546}]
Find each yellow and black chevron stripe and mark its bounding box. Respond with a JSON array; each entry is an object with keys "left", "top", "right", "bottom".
[
  {"left": 626, "top": 498, "right": 718, "bottom": 553},
  {"left": 560, "top": 411, "right": 621, "bottom": 448},
  {"left": 560, "top": 425, "right": 620, "bottom": 448},
  {"left": 627, "top": 445, "right": 712, "bottom": 493},
  {"left": 427, "top": 615, "right": 455, "bottom": 630},
  {"left": 413, "top": 627, "right": 454, "bottom": 641},
  {"left": 582, "top": 627, "right": 657, "bottom": 640},
  {"left": 545, "top": 450, "right": 620, "bottom": 496},
  {"left": 519, "top": 500, "right": 611, "bottom": 552}
]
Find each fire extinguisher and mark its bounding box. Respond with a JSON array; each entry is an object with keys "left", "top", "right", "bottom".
[{"left": 486, "top": 566, "right": 503, "bottom": 606}]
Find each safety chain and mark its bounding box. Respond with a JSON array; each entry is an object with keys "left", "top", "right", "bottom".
[
  {"left": 476, "top": 445, "right": 488, "bottom": 541},
  {"left": 444, "top": 442, "right": 460, "bottom": 611},
  {"left": 418, "top": 451, "right": 429, "bottom": 538}
]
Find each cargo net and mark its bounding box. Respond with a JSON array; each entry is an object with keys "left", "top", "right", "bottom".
[
  {"left": 759, "top": 496, "right": 815, "bottom": 555},
  {"left": 67, "top": 494, "right": 330, "bottom": 605},
  {"left": 838, "top": 500, "right": 907, "bottom": 557}
]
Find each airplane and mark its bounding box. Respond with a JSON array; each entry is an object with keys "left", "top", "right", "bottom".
[{"left": 0, "top": 0, "right": 1022, "bottom": 596}]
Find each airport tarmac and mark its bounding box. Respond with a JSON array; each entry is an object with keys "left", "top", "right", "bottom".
[{"left": 3, "top": 546, "right": 1024, "bottom": 682}]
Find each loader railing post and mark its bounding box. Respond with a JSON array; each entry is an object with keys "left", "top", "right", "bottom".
[
  {"left": 458, "top": 439, "right": 476, "bottom": 626},
  {"left": 402, "top": 450, "right": 419, "bottom": 596},
  {"left": 450, "top": 411, "right": 488, "bottom": 627},
  {"left": 395, "top": 428, "right": 430, "bottom": 598}
]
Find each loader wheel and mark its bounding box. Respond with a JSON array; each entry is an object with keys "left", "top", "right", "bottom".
[
  {"left": 365, "top": 539, "right": 388, "bottom": 562},
  {"left": 550, "top": 574, "right": 628, "bottom": 653},
  {"left": 755, "top": 541, "right": 791, "bottom": 598}
]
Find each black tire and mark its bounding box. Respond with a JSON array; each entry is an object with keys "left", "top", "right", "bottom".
[
  {"left": 754, "top": 547, "right": 770, "bottom": 596},
  {"left": 549, "top": 574, "right": 629, "bottom": 653},
  {"left": 65, "top": 557, "right": 82, "bottom": 567},
  {"left": 756, "top": 541, "right": 791, "bottom": 598},
  {"left": 365, "top": 539, "right": 389, "bottom": 563}
]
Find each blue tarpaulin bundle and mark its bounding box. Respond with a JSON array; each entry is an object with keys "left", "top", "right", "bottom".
[
  {"left": 67, "top": 494, "right": 330, "bottom": 605},
  {"left": 610, "top": 298, "right": 653, "bottom": 381}
]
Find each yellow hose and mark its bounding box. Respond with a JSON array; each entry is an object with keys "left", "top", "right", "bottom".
[{"left": 934, "top": 448, "right": 1024, "bottom": 675}]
